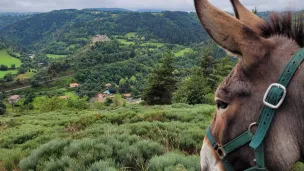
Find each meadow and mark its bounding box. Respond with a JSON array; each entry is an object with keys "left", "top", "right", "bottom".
[
  {"left": 46, "top": 54, "right": 67, "bottom": 59},
  {"left": 0, "top": 95, "right": 303, "bottom": 171},
  {"left": 0, "top": 101, "right": 214, "bottom": 171},
  {"left": 0, "top": 70, "right": 18, "bottom": 79},
  {"left": 117, "top": 39, "right": 136, "bottom": 45},
  {"left": 0, "top": 50, "right": 21, "bottom": 67},
  {"left": 174, "top": 48, "right": 194, "bottom": 57}
]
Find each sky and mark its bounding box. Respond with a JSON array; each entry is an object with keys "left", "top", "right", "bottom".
[{"left": 0, "top": 0, "right": 304, "bottom": 13}]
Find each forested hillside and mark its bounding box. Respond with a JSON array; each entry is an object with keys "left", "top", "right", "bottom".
[{"left": 0, "top": 10, "right": 209, "bottom": 53}]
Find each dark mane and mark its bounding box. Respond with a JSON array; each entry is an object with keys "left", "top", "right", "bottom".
[{"left": 260, "top": 12, "right": 304, "bottom": 47}]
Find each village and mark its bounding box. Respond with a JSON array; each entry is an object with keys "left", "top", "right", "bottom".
[{"left": 7, "top": 82, "right": 140, "bottom": 107}]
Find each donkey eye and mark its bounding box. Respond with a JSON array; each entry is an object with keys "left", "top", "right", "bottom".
[{"left": 216, "top": 100, "right": 228, "bottom": 110}]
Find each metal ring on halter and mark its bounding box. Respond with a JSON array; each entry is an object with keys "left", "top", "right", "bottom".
[
  {"left": 217, "top": 146, "right": 226, "bottom": 159},
  {"left": 248, "top": 122, "right": 258, "bottom": 135}
]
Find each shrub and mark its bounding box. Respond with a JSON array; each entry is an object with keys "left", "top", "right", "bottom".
[
  {"left": 0, "top": 101, "right": 6, "bottom": 109},
  {"left": 19, "top": 134, "right": 165, "bottom": 171},
  {"left": 65, "top": 94, "right": 89, "bottom": 110},
  {"left": 105, "top": 98, "right": 113, "bottom": 106},
  {"left": 88, "top": 160, "right": 117, "bottom": 171},
  {"left": 3, "top": 159, "right": 14, "bottom": 171},
  {"left": 291, "top": 162, "right": 304, "bottom": 171},
  {"left": 148, "top": 152, "right": 200, "bottom": 171},
  {"left": 33, "top": 96, "right": 64, "bottom": 112},
  {"left": 113, "top": 94, "right": 125, "bottom": 107},
  {"left": 19, "top": 139, "right": 70, "bottom": 170},
  {"left": 0, "top": 107, "right": 5, "bottom": 115}
]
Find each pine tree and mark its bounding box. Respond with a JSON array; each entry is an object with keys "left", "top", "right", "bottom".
[{"left": 143, "top": 51, "right": 177, "bottom": 105}]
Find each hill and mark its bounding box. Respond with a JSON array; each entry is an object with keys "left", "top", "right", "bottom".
[
  {"left": 84, "top": 8, "right": 131, "bottom": 12},
  {"left": 135, "top": 9, "right": 165, "bottom": 12},
  {"left": 0, "top": 10, "right": 209, "bottom": 54},
  {"left": 0, "top": 14, "right": 29, "bottom": 29}
]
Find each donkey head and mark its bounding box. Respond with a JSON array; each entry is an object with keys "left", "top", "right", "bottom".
[{"left": 195, "top": 0, "right": 304, "bottom": 170}]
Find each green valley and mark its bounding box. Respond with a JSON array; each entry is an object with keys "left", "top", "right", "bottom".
[{"left": 0, "top": 7, "right": 303, "bottom": 171}]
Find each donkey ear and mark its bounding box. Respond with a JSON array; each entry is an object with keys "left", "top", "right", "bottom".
[
  {"left": 194, "top": 0, "right": 272, "bottom": 70},
  {"left": 230, "top": 0, "right": 266, "bottom": 35}
]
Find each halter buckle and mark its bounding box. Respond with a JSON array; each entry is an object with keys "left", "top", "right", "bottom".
[
  {"left": 216, "top": 145, "right": 227, "bottom": 159},
  {"left": 263, "top": 83, "right": 287, "bottom": 109}
]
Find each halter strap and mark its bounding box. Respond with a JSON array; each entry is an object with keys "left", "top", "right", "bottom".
[
  {"left": 205, "top": 48, "right": 304, "bottom": 171},
  {"left": 250, "top": 48, "right": 304, "bottom": 149}
]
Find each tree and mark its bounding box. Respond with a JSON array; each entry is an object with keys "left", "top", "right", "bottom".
[
  {"left": 24, "top": 93, "right": 35, "bottom": 106},
  {"left": 4, "top": 73, "right": 13, "bottom": 82},
  {"left": 0, "top": 65, "right": 8, "bottom": 71},
  {"left": 252, "top": 7, "right": 258, "bottom": 15},
  {"left": 173, "top": 68, "right": 212, "bottom": 105},
  {"left": 119, "top": 78, "right": 130, "bottom": 93},
  {"left": 18, "top": 67, "right": 27, "bottom": 74},
  {"left": 0, "top": 107, "right": 5, "bottom": 115},
  {"left": 0, "top": 101, "right": 6, "bottom": 109},
  {"left": 0, "top": 101, "right": 6, "bottom": 115},
  {"left": 143, "top": 51, "right": 177, "bottom": 105},
  {"left": 30, "top": 77, "right": 40, "bottom": 87},
  {"left": 11, "top": 64, "right": 16, "bottom": 69}
]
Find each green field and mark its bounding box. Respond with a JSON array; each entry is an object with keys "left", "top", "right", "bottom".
[
  {"left": 0, "top": 50, "right": 21, "bottom": 67},
  {"left": 117, "top": 39, "right": 135, "bottom": 45},
  {"left": 175, "top": 48, "right": 194, "bottom": 57},
  {"left": 0, "top": 70, "right": 18, "bottom": 78},
  {"left": 46, "top": 54, "right": 67, "bottom": 59},
  {"left": 15, "top": 71, "right": 35, "bottom": 80},
  {"left": 126, "top": 32, "right": 137, "bottom": 38},
  {"left": 141, "top": 42, "right": 165, "bottom": 48}
]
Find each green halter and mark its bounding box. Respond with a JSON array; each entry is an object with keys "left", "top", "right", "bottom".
[{"left": 206, "top": 48, "right": 304, "bottom": 171}]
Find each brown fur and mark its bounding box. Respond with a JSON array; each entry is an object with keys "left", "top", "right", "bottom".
[
  {"left": 195, "top": 0, "right": 304, "bottom": 170},
  {"left": 260, "top": 12, "right": 304, "bottom": 47},
  {"left": 230, "top": 0, "right": 266, "bottom": 35}
]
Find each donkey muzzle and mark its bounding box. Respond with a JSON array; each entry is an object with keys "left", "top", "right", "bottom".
[{"left": 200, "top": 136, "right": 225, "bottom": 171}]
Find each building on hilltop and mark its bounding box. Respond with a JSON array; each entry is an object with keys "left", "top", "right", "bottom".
[{"left": 92, "top": 34, "right": 111, "bottom": 43}]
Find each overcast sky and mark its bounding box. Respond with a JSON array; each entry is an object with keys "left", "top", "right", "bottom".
[{"left": 0, "top": 0, "right": 304, "bottom": 13}]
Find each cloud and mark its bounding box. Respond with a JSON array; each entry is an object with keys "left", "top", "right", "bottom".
[{"left": 0, "top": 0, "right": 303, "bottom": 12}]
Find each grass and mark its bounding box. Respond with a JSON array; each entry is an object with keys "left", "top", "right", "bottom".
[
  {"left": 175, "top": 48, "right": 194, "bottom": 57},
  {"left": 0, "top": 50, "right": 22, "bottom": 67},
  {"left": 141, "top": 42, "right": 165, "bottom": 48},
  {"left": 126, "top": 32, "right": 137, "bottom": 38},
  {"left": 15, "top": 72, "right": 35, "bottom": 80},
  {"left": 46, "top": 54, "right": 67, "bottom": 59},
  {"left": 117, "top": 39, "right": 135, "bottom": 45},
  {"left": 0, "top": 70, "right": 18, "bottom": 78}
]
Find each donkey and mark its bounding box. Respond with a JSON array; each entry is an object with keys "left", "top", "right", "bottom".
[{"left": 194, "top": 0, "right": 304, "bottom": 170}]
